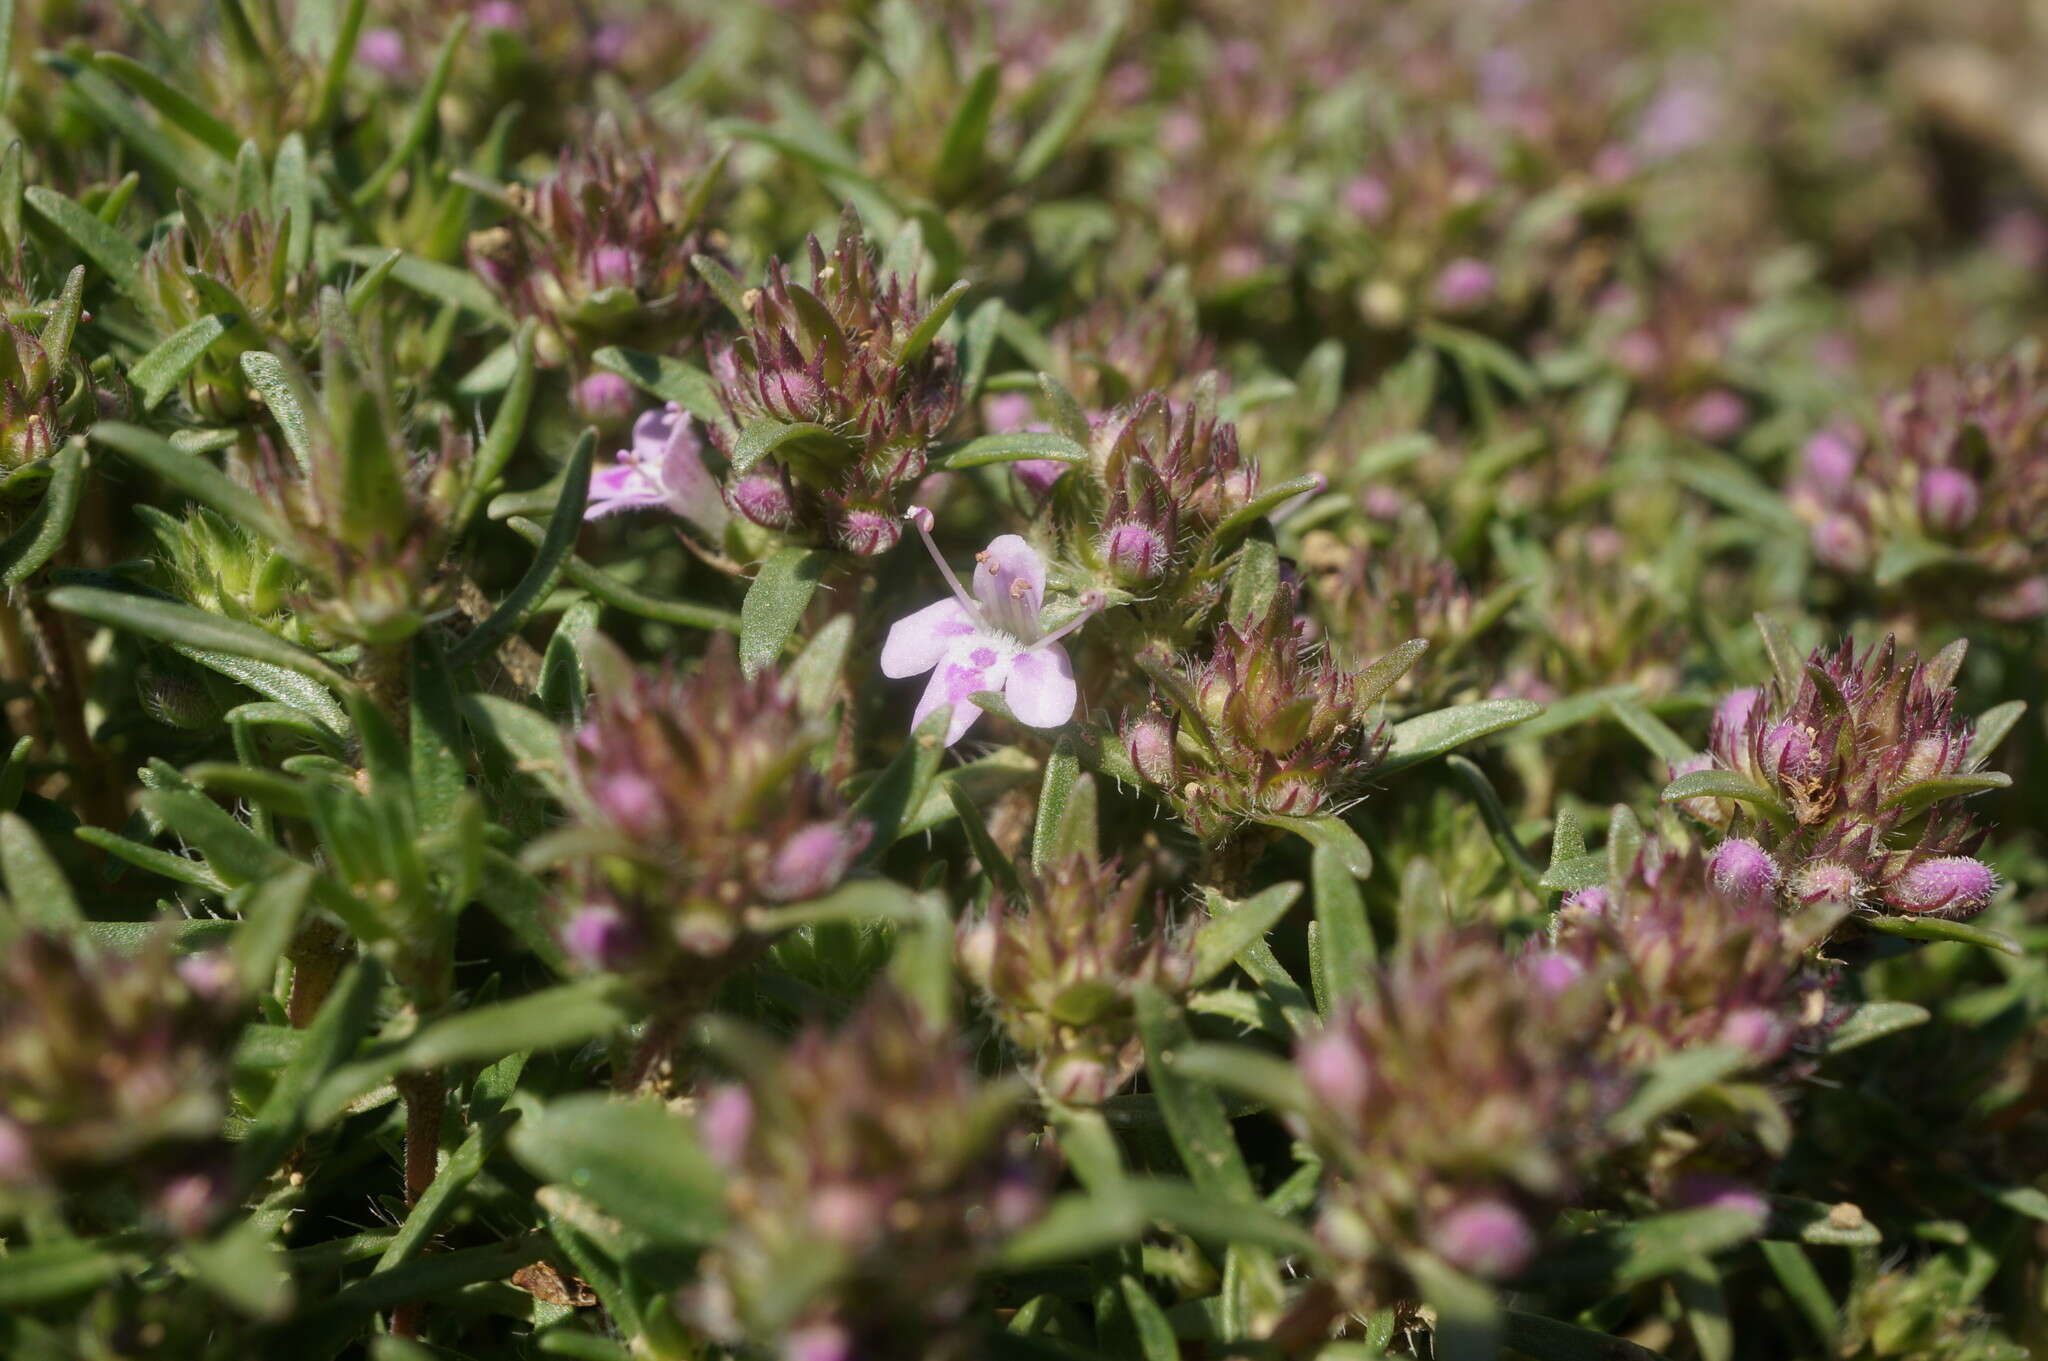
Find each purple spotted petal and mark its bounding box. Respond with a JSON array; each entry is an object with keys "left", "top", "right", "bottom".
[
  {"left": 973, "top": 534, "right": 1045, "bottom": 637},
  {"left": 880, "top": 599, "right": 978, "bottom": 679},
  {"left": 1005, "top": 644, "right": 1077, "bottom": 729},
  {"left": 914, "top": 637, "right": 1017, "bottom": 746}
]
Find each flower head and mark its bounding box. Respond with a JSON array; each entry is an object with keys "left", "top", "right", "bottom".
[
  {"left": 881, "top": 510, "right": 1102, "bottom": 746},
  {"left": 584, "top": 402, "right": 728, "bottom": 541}
]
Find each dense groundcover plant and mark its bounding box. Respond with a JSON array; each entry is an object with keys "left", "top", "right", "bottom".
[{"left": 0, "top": 1, "right": 2045, "bottom": 1357}]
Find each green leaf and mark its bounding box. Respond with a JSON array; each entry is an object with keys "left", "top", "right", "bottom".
[
  {"left": 1190, "top": 883, "right": 1302, "bottom": 988},
  {"left": 1354, "top": 637, "right": 1428, "bottom": 709},
  {"left": 271, "top": 133, "right": 312, "bottom": 271},
  {"left": 132, "top": 313, "right": 237, "bottom": 409},
  {"left": 1133, "top": 985, "right": 1256, "bottom": 1200},
  {"left": 1609, "top": 1045, "right": 1752, "bottom": 1137},
  {"left": 1255, "top": 812, "right": 1372, "bottom": 878},
  {"left": 334, "top": 244, "right": 510, "bottom": 325},
  {"left": 461, "top": 693, "right": 570, "bottom": 800},
  {"left": 1971, "top": 700, "right": 2026, "bottom": 761},
  {"left": 1379, "top": 697, "right": 1542, "bottom": 774},
  {"left": 1863, "top": 914, "right": 2021, "bottom": 957},
  {"left": 936, "top": 428, "right": 1088, "bottom": 470},
  {"left": 727, "top": 416, "right": 848, "bottom": 476},
  {"left": 0, "top": 1239, "right": 131, "bottom": 1307},
  {"left": 0, "top": 442, "right": 85, "bottom": 585},
  {"left": 0, "top": 813, "right": 81, "bottom": 931},
  {"left": 351, "top": 15, "right": 468, "bottom": 206},
  {"left": 1014, "top": 11, "right": 1120, "bottom": 183},
  {"left": 934, "top": 63, "right": 999, "bottom": 198},
  {"left": 38, "top": 264, "right": 85, "bottom": 370},
  {"left": 239, "top": 958, "right": 382, "bottom": 1179},
  {"left": 503, "top": 518, "right": 741, "bottom": 633},
  {"left": 50, "top": 586, "right": 349, "bottom": 693},
  {"left": 450, "top": 429, "right": 593, "bottom": 668},
  {"left": 24, "top": 185, "right": 148, "bottom": 305},
  {"left": 739, "top": 546, "right": 831, "bottom": 678},
  {"left": 1030, "top": 737, "right": 1081, "bottom": 873},
  {"left": 1405, "top": 1256, "right": 1502, "bottom": 1361},
  {"left": 90, "top": 421, "right": 292, "bottom": 550},
  {"left": 854, "top": 705, "right": 954, "bottom": 854},
  {"left": 1500, "top": 1310, "right": 1669, "bottom": 1361},
  {"left": 389, "top": 979, "right": 630, "bottom": 1070},
  {"left": 230, "top": 863, "right": 314, "bottom": 994},
  {"left": 1878, "top": 771, "right": 2012, "bottom": 814},
  {"left": 1211, "top": 474, "right": 1324, "bottom": 550},
  {"left": 509, "top": 1095, "right": 727, "bottom": 1246},
  {"left": 998, "top": 1177, "right": 1313, "bottom": 1267},
  {"left": 1311, "top": 845, "right": 1374, "bottom": 1005},
  {"left": 691, "top": 252, "right": 752, "bottom": 321},
  {"left": 1825, "top": 1000, "right": 1931, "bottom": 1054},
  {"left": 374, "top": 1111, "right": 518, "bottom": 1273},
  {"left": 1118, "top": 1276, "right": 1179, "bottom": 1361},
  {"left": 1760, "top": 1241, "right": 1839, "bottom": 1350},
  {"left": 180, "top": 1216, "right": 294, "bottom": 1320},
  {"left": 1754, "top": 613, "right": 1804, "bottom": 695},
  {"left": 1167, "top": 1043, "right": 1310, "bottom": 1114},
  {"left": 92, "top": 52, "right": 241, "bottom": 159},
  {"left": 72, "top": 827, "right": 227, "bottom": 893},
  {"left": 175, "top": 645, "right": 348, "bottom": 737},
  {"left": 900, "top": 278, "right": 973, "bottom": 369},
  {"left": 1606, "top": 693, "right": 1696, "bottom": 764},
  {"left": 239, "top": 350, "right": 311, "bottom": 467},
  {"left": 1660, "top": 768, "right": 1792, "bottom": 826},
  {"left": 1546, "top": 1208, "right": 1765, "bottom": 1289},
  {"left": 591, "top": 344, "right": 722, "bottom": 424}
]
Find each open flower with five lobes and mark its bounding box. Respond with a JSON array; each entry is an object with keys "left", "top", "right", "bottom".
[
  {"left": 584, "top": 402, "right": 728, "bottom": 541},
  {"left": 882, "top": 508, "right": 1103, "bottom": 746}
]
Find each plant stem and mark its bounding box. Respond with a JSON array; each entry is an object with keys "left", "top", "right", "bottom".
[{"left": 390, "top": 1068, "right": 446, "bottom": 1339}]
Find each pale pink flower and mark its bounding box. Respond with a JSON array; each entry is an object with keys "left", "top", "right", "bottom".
[{"left": 585, "top": 403, "right": 728, "bottom": 540}]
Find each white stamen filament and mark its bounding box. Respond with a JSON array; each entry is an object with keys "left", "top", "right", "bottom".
[
  {"left": 906, "top": 507, "right": 979, "bottom": 618},
  {"left": 1029, "top": 590, "right": 1107, "bottom": 651}
]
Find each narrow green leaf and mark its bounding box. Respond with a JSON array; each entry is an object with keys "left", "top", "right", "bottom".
[
  {"left": 1760, "top": 1241, "right": 1839, "bottom": 1349},
  {"left": 727, "top": 417, "right": 846, "bottom": 477},
  {"left": 50, "top": 586, "right": 349, "bottom": 692},
  {"left": 351, "top": 15, "right": 469, "bottom": 206},
  {"left": 1606, "top": 693, "right": 1696, "bottom": 764},
  {"left": 90, "top": 421, "right": 291, "bottom": 550},
  {"left": 25, "top": 185, "right": 148, "bottom": 305},
  {"left": 239, "top": 958, "right": 382, "bottom": 1180},
  {"left": 1, "top": 813, "right": 81, "bottom": 930},
  {"left": 1863, "top": 914, "right": 2021, "bottom": 957},
  {"left": 1189, "top": 884, "right": 1303, "bottom": 988},
  {"left": 1256, "top": 812, "right": 1372, "bottom": 878},
  {"left": 1118, "top": 1276, "right": 1179, "bottom": 1361},
  {"left": 591, "top": 344, "right": 722, "bottom": 424},
  {"left": 1030, "top": 738, "right": 1080, "bottom": 873},
  {"left": 239, "top": 351, "right": 311, "bottom": 467},
  {"left": 1311, "top": 845, "right": 1374, "bottom": 1006},
  {"left": 1610, "top": 1045, "right": 1752, "bottom": 1137},
  {"left": 1211, "top": 474, "right": 1324, "bottom": 550},
  {"left": 458, "top": 320, "right": 539, "bottom": 528},
  {"left": 1501, "top": 1310, "right": 1670, "bottom": 1361},
  {"left": 1660, "top": 768, "right": 1792, "bottom": 825},
  {"left": 691, "top": 252, "right": 752, "bottom": 321},
  {"left": 503, "top": 517, "right": 741, "bottom": 632},
  {"left": 934, "top": 63, "right": 999, "bottom": 198},
  {"left": 449, "top": 430, "right": 593, "bottom": 668},
  {"left": 0, "top": 1239, "right": 131, "bottom": 1308},
  {"left": 1014, "top": 12, "right": 1120, "bottom": 183},
  {"left": 132, "top": 313, "right": 237, "bottom": 409},
  {"left": 1878, "top": 771, "right": 2011, "bottom": 814},
  {"left": 72, "top": 826, "right": 228, "bottom": 893},
  {"left": 1133, "top": 984, "right": 1256, "bottom": 1200},
  {"left": 37, "top": 265, "right": 85, "bottom": 370},
  {"left": 1406, "top": 1256, "right": 1502, "bottom": 1361},
  {"left": 334, "top": 245, "right": 510, "bottom": 325},
  {"left": 0, "top": 442, "right": 85, "bottom": 585},
  {"left": 375, "top": 1111, "right": 518, "bottom": 1272},
  {"left": 230, "top": 863, "right": 313, "bottom": 994},
  {"left": 899, "top": 278, "right": 972, "bottom": 366},
  {"left": 1379, "top": 698, "right": 1542, "bottom": 774},
  {"left": 739, "top": 546, "right": 831, "bottom": 678},
  {"left": 1825, "top": 1000, "right": 1931, "bottom": 1054},
  {"left": 937, "top": 428, "right": 1089, "bottom": 470},
  {"left": 93, "top": 52, "right": 241, "bottom": 160},
  {"left": 508, "top": 1095, "right": 727, "bottom": 1246},
  {"left": 180, "top": 1216, "right": 294, "bottom": 1320}
]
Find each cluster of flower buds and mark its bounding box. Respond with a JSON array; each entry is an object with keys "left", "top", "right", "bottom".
[
  {"left": 1677, "top": 636, "right": 2002, "bottom": 921},
  {"left": 559, "top": 640, "right": 869, "bottom": 980},
  {"left": 249, "top": 321, "right": 473, "bottom": 646},
  {"left": 711, "top": 209, "right": 961, "bottom": 556},
  {"left": 685, "top": 990, "right": 1049, "bottom": 1361},
  {"left": 1587, "top": 270, "right": 1752, "bottom": 443},
  {"left": 1791, "top": 352, "right": 2048, "bottom": 622},
  {"left": 142, "top": 505, "right": 311, "bottom": 648},
  {"left": 1840, "top": 1257, "right": 2024, "bottom": 1361},
  {"left": 1047, "top": 292, "right": 1216, "bottom": 413},
  {"left": 0, "top": 931, "right": 238, "bottom": 1236},
  {"left": 1296, "top": 930, "right": 1621, "bottom": 1291},
  {"left": 1308, "top": 536, "right": 1482, "bottom": 705},
  {"left": 958, "top": 851, "right": 1193, "bottom": 1105},
  {"left": 139, "top": 209, "right": 317, "bottom": 422},
  {"left": 1543, "top": 843, "right": 1833, "bottom": 1070},
  {"left": 1123, "top": 582, "right": 1389, "bottom": 843},
  {"left": 0, "top": 268, "right": 97, "bottom": 470},
  {"left": 1073, "top": 393, "right": 1261, "bottom": 605},
  {"left": 469, "top": 142, "right": 722, "bottom": 382}
]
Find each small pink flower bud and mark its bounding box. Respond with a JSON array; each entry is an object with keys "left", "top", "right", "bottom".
[
  {"left": 357, "top": 27, "right": 408, "bottom": 76},
  {"left": 1298, "top": 1029, "right": 1372, "bottom": 1113},
  {"left": 1344, "top": 174, "right": 1391, "bottom": 223},
  {"left": 1811, "top": 512, "right": 1871, "bottom": 572},
  {"left": 1887, "top": 856, "right": 1997, "bottom": 915},
  {"left": 1800, "top": 429, "right": 1860, "bottom": 502},
  {"left": 1762, "top": 722, "right": 1823, "bottom": 786},
  {"left": 784, "top": 1321, "right": 853, "bottom": 1361},
  {"left": 1915, "top": 466, "right": 1980, "bottom": 536},
  {"left": 1713, "top": 687, "right": 1762, "bottom": 739},
  {"left": 760, "top": 820, "right": 870, "bottom": 902},
  {"left": 1044, "top": 1053, "right": 1118, "bottom": 1105},
  {"left": 1431, "top": 258, "right": 1495, "bottom": 313},
  {"left": 588, "top": 245, "right": 640, "bottom": 293},
  {"left": 728, "top": 474, "right": 800, "bottom": 531},
  {"left": 474, "top": 1, "right": 522, "bottom": 31},
  {"left": 698, "top": 1084, "right": 754, "bottom": 1169},
  {"left": 562, "top": 904, "right": 639, "bottom": 971},
  {"left": 175, "top": 950, "right": 238, "bottom": 1003},
  {"left": 1427, "top": 1196, "right": 1537, "bottom": 1279},
  {"left": 1011, "top": 457, "right": 1068, "bottom": 497},
  {"left": 572, "top": 372, "right": 637, "bottom": 426},
  {"left": 1670, "top": 1174, "right": 1769, "bottom": 1225},
  {"left": 1716, "top": 1006, "right": 1791, "bottom": 1061},
  {"left": 1986, "top": 575, "right": 2048, "bottom": 622},
  {"left": 1708, "top": 837, "right": 1780, "bottom": 905},
  {"left": 1561, "top": 886, "right": 1610, "bottom": 918},
  {"left": 1685, "top": 389, "right": 1747, "bottom": 442},
  {"left": 1102, "top": 521, "right": 1170, "bottom": 585},
  {"left": 835, "top": 506, "right": 900, "bottom": 557},
  {"left": 0, "top": 1117, "right": 36, "bottom": 1185},
  {"left": 154, "top": 1168, "right": 227, "bottom": 1238},
  {"left": 593, "top": 771, "right": 666, "bottom": 840},
  {"left": 1124, "top": 710, "right": 1177, "bottom": 786},
  {"left": 1791, "top": 861, "right": 1862, "bottom": 907},
  {"left": 1614, "top": 329, "right": 1663, "bottom": 378},
  {"left": 1526, "top": 949, "right": 1586, "bottom": 995},
  {"left": 809, "top": 1183, "right": 885, "bottom": 1247}
]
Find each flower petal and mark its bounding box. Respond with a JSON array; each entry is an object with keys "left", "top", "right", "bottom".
[
  {"left": 585, "top": 463, "right": 663, "bottom": 519},
  {"left": 973, "top": 533, "right": 1046, "bottom": 637},
  {"left": 654, "top": 408, "right": 729, "bottom": 539},
  {"left": 914, "top": 638, "right": 1016, "bottom": 746},
  {"left": 880, "top": 599, "right": 978, "bottom": 678},
  {"left": 1005, "top": 644, "right": 1077, "bottom": 729}
]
